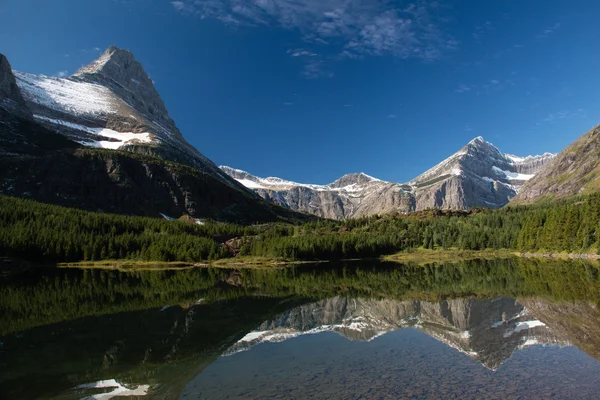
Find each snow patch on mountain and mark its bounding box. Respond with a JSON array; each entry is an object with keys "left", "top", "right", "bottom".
[
  {"left": 14, "top": 71, "right": 117, "bottom": 116},
  {"left": 34, "top": 115, "right": 152, "bottom": 149},
  {"left": 492, "top": 166, "right": 534, "bottom": 181},
  {"left": 74, "top": 379, "right": 150, "bottom": 399}
]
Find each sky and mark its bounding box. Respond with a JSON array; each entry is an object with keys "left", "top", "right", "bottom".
[{"left": 2, "top": 0, "right": 600, "bottom": 184}]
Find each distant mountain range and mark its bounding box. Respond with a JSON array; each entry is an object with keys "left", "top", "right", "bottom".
[
  {"left": 2, "top": 46, "right": 599, "bottom": 221},
  {"left": 222, "top": 138, "right": 554, "bottom": 219}
]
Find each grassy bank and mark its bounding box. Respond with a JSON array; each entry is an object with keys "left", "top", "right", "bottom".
[{"left": 382, "top": 248, "right": 516, "bottom": 264}]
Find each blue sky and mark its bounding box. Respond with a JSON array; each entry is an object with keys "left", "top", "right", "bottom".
[{"left": 2, "top": 0, "right": 600, "bottom": 184}]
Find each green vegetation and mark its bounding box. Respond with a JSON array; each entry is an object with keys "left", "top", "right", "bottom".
[
  {"left": 2, "top": 258, "right": 600, "bottom": 336},
  {"left": 382, "top": 248, "right": 515, "bottom": 263},
  {"left": 2, "top": 193, "right": 600, "bottom": 265},
  {"left": 0, "top": 196, "right": 253, "bottom": 263}
]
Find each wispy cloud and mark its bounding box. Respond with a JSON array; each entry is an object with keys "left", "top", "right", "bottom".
[
  {"left": 472, "top": 20, "right": 494, "bottom": 41},
  {"left": 302, "top": 58, "right": 334, "bottom": 79},
  {"left": 541, "top": 109, "right": 585, "bottom": 123},
  {"left": 56, "top": 70, "right": 69, "bottom": 78},
  {"left": 287, "top": 48, "right": 317, "bottom": 57},
  {"left": 387, "top": 113, "right": 397, "bottom": 119},
  {"left": 455, "top": 84, "right": 474, "bottom": 93},
  {"left": 532, "top": 108, "right": 586, "bottom": 129},
  {"left": 172, "top": 0, "right": 456, "bottom": 77},
  {"left": 456, "top": 77, "right": 515, "bottom": 95},
  {"left": 537, "top": 22, "right": 561, "bottom": 39}
]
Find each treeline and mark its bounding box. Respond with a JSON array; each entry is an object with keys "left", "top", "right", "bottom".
[
  {"left": 517, "top": 195, "right": 600, "bottom": 252},
  {"left": 239, "top": 206, "right": 525, "bottom": 259},
  {"left": 0, "top": 196, "right": 256, "bottom": 262},
  {"left": 2, "top": 194, "right": 600, "bottom": 263},
  {"left": 239, "top": 195, "right": 600, "bottom": 259}
]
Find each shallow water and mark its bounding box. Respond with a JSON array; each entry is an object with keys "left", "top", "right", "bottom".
[{"left": 1, "top": 258, "right": 600, "bottom": 399}]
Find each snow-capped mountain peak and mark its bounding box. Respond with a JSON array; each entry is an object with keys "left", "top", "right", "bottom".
[{"left": 12, "top": 47, "right": 244, "bottom": 190}]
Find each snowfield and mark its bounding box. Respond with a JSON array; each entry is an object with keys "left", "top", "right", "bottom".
[{"left": 14, "top": 71, "right": 117, "bottom": 116}]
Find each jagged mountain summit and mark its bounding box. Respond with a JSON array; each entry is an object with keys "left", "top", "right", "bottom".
[
  {"left": 222, "top": 138, "right": 554, "bottom": 219},
  {"left": 0, "top": 50, "right": 309, "bottom": 223},
  {"left": 220, "top": 166, "right": 414, "bottom": 219},
  {"left": 512, "top": 124, "right": 600, "bottom": 203},
  {"left": 13, "top": 46, "right": 235, "bottom": 187},
  {"left": 224, "top": 296, "right": 566, "bottom": 370},
  {"left": 410, "top": 136, "right": 555, "bottom": 210}
]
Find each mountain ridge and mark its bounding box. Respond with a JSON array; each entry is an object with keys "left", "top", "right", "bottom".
[
  {"left": 0, "top": 49, "right": 312, "bottom": 223},
  {"left": 221, "top": 138, "right": 554, "bottom": 219},
  {"left": 512, "top": 124, "right": 600, "bottom": 203}
]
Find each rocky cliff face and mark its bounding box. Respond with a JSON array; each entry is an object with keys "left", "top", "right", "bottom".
[
  {"left": 220, "top": 167, "right": 415, "bottom": 219},
  {"left": 225, "top": 296, "right": 565, "bottom": 370},
  {"left": 0, "top": 55, "right": 31, "bottom": 119},
  {"left": 13, "top": 47, "right": 238, "bottom": 189},
  {"left": 512, "top": 125, "right": 600, "bottom": 203},
  {"left": 222, "top": 138, "right": 554, "bottom": 219}
]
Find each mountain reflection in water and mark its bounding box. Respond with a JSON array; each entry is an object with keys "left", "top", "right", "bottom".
[{"left": 1, "top": 258, "right": 600, "bottom": 399}]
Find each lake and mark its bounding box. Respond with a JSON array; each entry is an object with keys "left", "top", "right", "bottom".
[{"left": 1, "top": 258, "right": 600, "bottom": 399}]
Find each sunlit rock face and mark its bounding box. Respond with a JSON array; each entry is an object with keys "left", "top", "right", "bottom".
[
  {"left": 221, "top": 138, "right": 554, "bottom": 219},
  {"left": 225, "top": 296, "right": 566, "bottom": 369}
]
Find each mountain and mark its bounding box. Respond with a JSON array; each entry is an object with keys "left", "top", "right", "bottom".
[
  {"left": 0, "top": 49, "right": 310, "bottom": 223},
  {"left": 0, "top": 54, "right": 31, "bottom": 119},
  {"left": 224, "top": 296, "right": 566, "bottom": 370},
  {"left": 220, "top": 166, "right": 414, "bottom": 219},
  {"left": 512, "top": 125, "right": 600, "bottom": 203},
  {"left": 13, "top": 46, "right": 240, "bottom": 188},
  {"left": 410, "top": 136, "right": 555, "bottom": 210},
  {"left": 222, "top": 138, "right": 554, "bottom": 219}
]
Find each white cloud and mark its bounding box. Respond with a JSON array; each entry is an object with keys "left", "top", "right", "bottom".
[
  {"left": 287, "top": 48, "right": 317, "bottom": 57},
  {"left": 173, "top": 0, "right": 455, "bottom": 63},
  {"left": 56, "top": 70, "right": 69, "bottom": 78},
  {"left": 302, "top": 58, "right": 334, "bottom": 79},
  {"left": 387, "top": 114, "right": 397, "bottom": 118},
  {"left": 537, "top": 22, "right": 561, "bottom": 38},
  {"left": 455, "top": 84, "right": 474, "bottom": 93}
]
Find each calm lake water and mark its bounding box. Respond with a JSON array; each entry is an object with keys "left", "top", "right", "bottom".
[{"left": 1, "top": 258, "right": 600, "bottom": 399}]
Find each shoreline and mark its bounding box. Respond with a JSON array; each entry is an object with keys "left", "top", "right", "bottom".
[{"left": 25, "top": 250, "right": 600, "bottom": 272}]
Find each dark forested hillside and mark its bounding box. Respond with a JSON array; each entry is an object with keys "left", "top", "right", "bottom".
[
  {"left": 0, "top": 196, "right": 255, "bottom": 263},
  {"left": 0, "top": 108, "right": 313, "bottom": 225}
]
